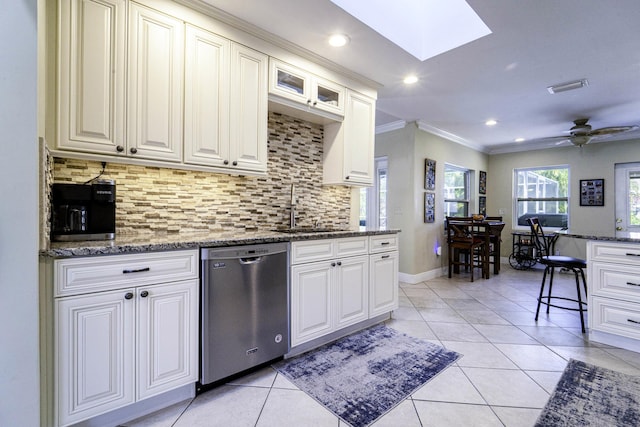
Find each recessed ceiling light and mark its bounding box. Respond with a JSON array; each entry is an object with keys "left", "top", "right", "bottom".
[
  {"left": 485, "top": 119, "right": 497, "bottom": 126},
  {"left": 328, "top": 34, "right": 350, "bottom": 47},
  {"left": 515, "top": 137, "right": 525, "bottom": 142},
  {"left": 403, "top": 75, "right": 418, "bottom": 85}
]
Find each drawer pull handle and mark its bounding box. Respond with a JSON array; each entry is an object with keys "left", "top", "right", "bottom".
[
  {"left": 381, "top": 255, "right": 390, "bottom": 259},
  {"left": 628, "top": 319, "right": 640, "bottom": 325},
  {"left": 627, "top": 282, "right": 640, "bottom": 287},
  {"left": 123, "top": 267, "right": 150, "bottom": 274},
  {"left": 625, "top": 253, "right": 640, "bottom": 257},
  {"left": 381, "top": 242, "right": 390, "bottom": 246}
]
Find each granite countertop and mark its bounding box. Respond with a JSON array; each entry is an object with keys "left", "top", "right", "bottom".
[
  {"left": 556, "top": 229, "right": 640, "bottom": 244},
  {"left": 41, "top": 228, "right": 400, "bottom": 258}
]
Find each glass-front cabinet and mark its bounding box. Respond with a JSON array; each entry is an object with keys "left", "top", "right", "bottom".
[{"left": 269, "top": 58, "right": 345, "bottom": 116}]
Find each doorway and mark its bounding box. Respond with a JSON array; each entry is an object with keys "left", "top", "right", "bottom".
[{"left": 614, "top": 162, "right": 640, "bottom": 236}]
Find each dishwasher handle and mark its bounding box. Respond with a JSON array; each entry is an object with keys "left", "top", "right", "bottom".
[{"left": 239, "top": 256, "right": 263, "bottom": 265}]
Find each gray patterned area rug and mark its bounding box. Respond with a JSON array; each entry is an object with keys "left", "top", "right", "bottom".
[
  {"left": 273, "top": 324, "right": 461, "bottom": 427},
  {"left": 535, "top": 358, "right": 640, "bottom": 426}
]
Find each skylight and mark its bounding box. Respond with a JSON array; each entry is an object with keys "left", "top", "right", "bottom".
[{"left": 330, "top": 0, "right": 491, "bottom": 61}]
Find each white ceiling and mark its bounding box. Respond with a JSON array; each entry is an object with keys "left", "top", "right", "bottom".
[{"left": 198, "top": 0, "right": 640, "bottom": 153}]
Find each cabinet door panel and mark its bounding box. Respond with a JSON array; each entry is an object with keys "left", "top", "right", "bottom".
[
  {"left": 128, "top": 3, "right": 183, "bottom": 161},
  {"left": 229, "top": 43, "right": 268, "bottom": 172},
  {"left": 137, "top": 280, "right": 198, "bottom": 400},
  {"left": 56, "top": 290, "right": 134, "bottom": 426},
  {"left": 335, "top": 256, "right": 369, "bottom": 329},
  {"left": 343, "top": 91, "right": 375, "bottom": 185},
  {"left": 184, "top": 24, "right": 230, "bottom": 167},
  {"left": 369, "top": 251, "right": 399, "bottom": 317},
  {"left": 291, "top": 262, "right": 333, "bottom": 346},
  {"left": 58, "top": 0, "right": 126, "bottom": 154}
]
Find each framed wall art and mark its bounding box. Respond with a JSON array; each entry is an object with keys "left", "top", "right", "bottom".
[
  {"left": 424, "top": 192, "right": 435, "bottom": 223},
  {"left": 425, "top": 158, "right": 436, "bottom": 191},
  {"left": 580, "top": 179, "right": 604, "bottom": 206},
  {"left": 479, "top": 170, "right": 487, "bottom": 194},
  {"left": 479, "top": 196, "right": 487, "bottom": 216}
]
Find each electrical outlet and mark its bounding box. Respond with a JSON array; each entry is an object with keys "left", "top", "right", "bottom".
[{"left": 498, "top": 208, "right": 505, "bottom": 215}]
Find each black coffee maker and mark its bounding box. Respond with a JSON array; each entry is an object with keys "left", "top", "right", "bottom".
[{"left": 51, "top": 180, "right": 116, "bottom": 241}]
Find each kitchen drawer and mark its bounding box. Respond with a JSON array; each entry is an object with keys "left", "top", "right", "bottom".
[
  {"left": 591, "top": 261, "right": 640, "bottom": 302},
  {"left": 588, "top": 241, "right": 640, "bottom": 266},
  {"left": 291, "top": 239, "right": 335, "bottom": 265},
  {"left": 369, "top": 234, "right": 398, "bottom": 253},
  {"left": 334, "top": 236, "right": 368, "bottom": 258},
  {"left": 591, "top": 296, "right": 640, "bottom": 340},
  {"left": 54, "top": 250, "right": 198, "bottom": 297}
]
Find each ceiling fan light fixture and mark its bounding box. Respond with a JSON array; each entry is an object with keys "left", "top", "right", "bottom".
[{"left": 547, "top": 79, "right": 589, "bottom": 94}]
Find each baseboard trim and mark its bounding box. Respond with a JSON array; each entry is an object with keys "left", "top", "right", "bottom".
[
  {"left": 399, "top": 259, "right": 510, "bottom": 284},
  {"left": 399, "top": 268, "right": 445, "bottom": 284}
]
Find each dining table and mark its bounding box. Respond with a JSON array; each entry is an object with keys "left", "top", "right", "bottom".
[{"left": 446, "top": 218, "right": 505, "bottom": 279}]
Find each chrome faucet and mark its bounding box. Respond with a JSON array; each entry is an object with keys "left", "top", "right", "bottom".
[{"left": 290, "top": 183, "right": 296, "bottom": 229}]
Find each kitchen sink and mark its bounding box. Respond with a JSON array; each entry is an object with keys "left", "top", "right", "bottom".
[{"left": 272, "top": 227, "right": 348, "bottom": 233}]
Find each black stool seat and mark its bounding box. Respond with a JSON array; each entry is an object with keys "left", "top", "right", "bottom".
[
  {"left": 540, "top": 255, "right": 586, "bottom": 268},
  {"left": 528, "top": 218, "right": 588, "bottom": 333}
]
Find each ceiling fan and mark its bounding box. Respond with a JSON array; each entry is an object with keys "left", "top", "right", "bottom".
[{"left": 548, "top": 118, "right": 639, "bottom": 147}]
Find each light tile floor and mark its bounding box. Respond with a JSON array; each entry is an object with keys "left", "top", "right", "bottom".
[{"left": 124, "top": 265, "right": 640, "bottom": 427}]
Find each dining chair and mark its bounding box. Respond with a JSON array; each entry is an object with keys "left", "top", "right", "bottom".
[
  {"left": 446, "top": 217, "right": 487, "bottom": 282},
  {"left": 484, "top": 216, "right": 504, "bottom": 275},
  {"left": 527, "top": 217, "right": 588, "bottom": 332}
]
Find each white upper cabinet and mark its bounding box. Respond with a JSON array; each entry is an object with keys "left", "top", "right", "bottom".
[
  {"left": 323, "top": 89, "right": 376, "bottom": 186},
  {"left": 57, "top": 0, "right": 126, "bottom": 155},
  {"left": 229, "top": 43, "right": 269, "bottom": 173},
  {"left": 183, "top": 27, "right": 268, "bottom": 173},
  {"left": 183, "top": 24, "right": 231, "bottom": 167},
  {"left": 269, "top": 58, "right": 345, "bottom": 118},
  {"left": 128, "top": 3, "right": 184, "bottom": 162}
]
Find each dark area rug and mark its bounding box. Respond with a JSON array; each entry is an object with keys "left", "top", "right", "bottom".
[
  {"left": 535, "top": 358, "right": 640, "bottom": 426},
  {"left": 273, "top": 324, "right": 461, "bottom": 427}
]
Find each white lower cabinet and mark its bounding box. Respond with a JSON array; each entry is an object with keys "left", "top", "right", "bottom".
[
  {"left": 587, "top": 240, "right": 640, "bottom": 352},
  {"left": 52, "top": 250, "right": 199, "bottom": 427},
  {"left": 369, "top": 250, "right": 399, "bottom": 317},
  {"left": 290, "top": 234, "right": 398, "bottom": 348},
  {"left": 291, "top": 254, "right": 368, "bottom": 347}
]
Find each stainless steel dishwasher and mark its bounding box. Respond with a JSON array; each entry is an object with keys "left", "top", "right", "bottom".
[{"left": 199, "top": 242, "right": 289, "bottom": 387}]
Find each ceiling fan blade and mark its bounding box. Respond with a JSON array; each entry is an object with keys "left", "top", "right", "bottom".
[{"left": 589, "top": 125, "right": 639, "bottom": 136}]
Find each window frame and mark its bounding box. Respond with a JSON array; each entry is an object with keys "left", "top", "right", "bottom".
[
  {"left": 443, "top": 164, "right": 470, "bottom": 218},
  {"left": 513, "top": 165, "right": 570, "bottom": 230}
]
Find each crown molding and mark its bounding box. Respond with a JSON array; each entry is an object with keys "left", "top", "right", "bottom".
[{"left": 375, "top": 120, "right": 407, "bottom": 134}]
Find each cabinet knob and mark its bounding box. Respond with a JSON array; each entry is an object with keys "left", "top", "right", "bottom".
[
  {"left": 223, "top": 160, "right": 229, "bottom": 165},
  {"left": 140, "top": 290, "right": 149, "bottom": 298},
  {"left": 331, "top": 262, "right": 336, "bottom": 267},
  {"left": 130, "top": 147, "right": 138, "bottom": 154},
  {"left": 313, "top": 100, "right": 318, "bottom": 106},
  {"left": 124, "top": 292, "right": 133, "bottom": 300},
  {"left": 345, "top": 176, "right": 350, "bottom": 180},
  {"left": 232, "top": 161, "right": 238, "bottom": 166},
  {"left": 116, "top": 145, "right": 124, "bottom": 153},
  {"left": 337, "top": 261, "right": 342, "bottom": 266},
  {"left": 307, "top": 99, "right": 312, "bottom": 105}
]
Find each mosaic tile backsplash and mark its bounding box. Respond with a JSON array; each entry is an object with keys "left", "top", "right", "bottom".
[{"left": 51, "top": 112, "right": 352, "bottom": 235}]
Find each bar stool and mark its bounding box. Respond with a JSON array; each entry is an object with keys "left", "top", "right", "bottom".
[{"left": 527, "top": 217, "right": 588, "bottom": 332}]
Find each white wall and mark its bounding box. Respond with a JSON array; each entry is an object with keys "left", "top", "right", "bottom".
[
  {"left": 0, "top": 1, "right": 40, "bottom": 425},
  {"left": 376, "top": 123, "right": 489, "bottom": 279}
]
